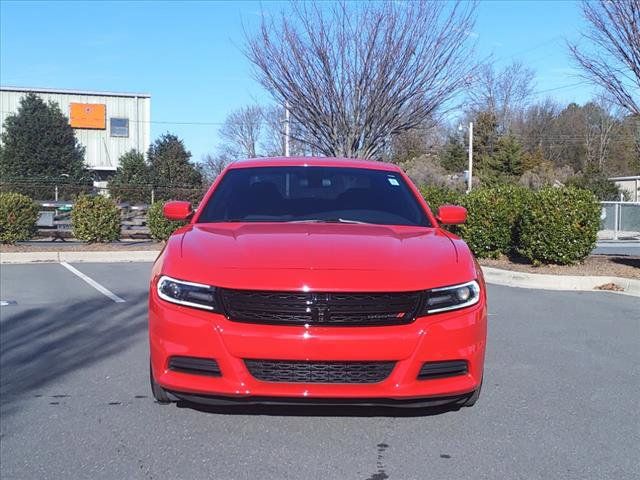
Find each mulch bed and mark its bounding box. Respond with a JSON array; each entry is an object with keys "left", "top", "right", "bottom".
[
  {"left": 480, "top": 255, "right": 640, "bottom": 280},
  {"left": 0, "top": 241, "right": 164, "bottom": 253}
]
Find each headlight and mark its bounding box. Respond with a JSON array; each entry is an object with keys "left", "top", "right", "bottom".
[
  {"left": 422, "top": 280, "right": 480, "bottom": 314},
  {"left": 156, "top": 275, "right": 219, "bottom": 311}
]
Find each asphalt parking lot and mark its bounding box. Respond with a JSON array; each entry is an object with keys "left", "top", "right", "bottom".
[{"left": 0, "top": 262, "right": 638, "bottom": 480}]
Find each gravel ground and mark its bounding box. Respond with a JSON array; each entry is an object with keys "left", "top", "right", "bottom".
[{"left": 479, "top": 255, "right": 640, "bottom": 279}]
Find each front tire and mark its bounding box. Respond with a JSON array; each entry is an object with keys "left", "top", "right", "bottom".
[{"left": 150, "top": 361, "right": 171, "bottom": 404}]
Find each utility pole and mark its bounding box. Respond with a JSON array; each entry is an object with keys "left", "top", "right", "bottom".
[
  {"left": 467, "top": 121, "right": 473, "bottom": 193},
  {"left": 284, "top": 102, "right": 291, "bottom": 157}
]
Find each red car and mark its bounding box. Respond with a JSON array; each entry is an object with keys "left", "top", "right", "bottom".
[{"left": 149, "top": 157, "right": 487, "bottom": 409}]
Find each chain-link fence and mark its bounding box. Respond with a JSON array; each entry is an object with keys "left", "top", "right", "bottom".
[
  {"left": 0, "top": 180, "right": 207, "bottom": 206},
  {"left": 599, "top": 202, "right": 640, "bottom": 240},
  {"left": 0, "top": 180, "right": 93, "bottom": 201}
]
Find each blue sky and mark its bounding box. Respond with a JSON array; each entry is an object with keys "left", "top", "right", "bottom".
[{"left": 1, "top": 0, "right": 597, "bottom": 162}]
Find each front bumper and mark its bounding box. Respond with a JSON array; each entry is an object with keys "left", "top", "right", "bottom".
[{"left": 149, "top": 290, "right": 487, "bottom": 402}]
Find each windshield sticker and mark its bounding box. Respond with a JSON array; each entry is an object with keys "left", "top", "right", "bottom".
[{"left": 388, "top": 177, "right": 400, "bottom": 186}]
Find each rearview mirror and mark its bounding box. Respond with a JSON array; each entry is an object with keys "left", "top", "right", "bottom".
[
  {"left": 436, "top": 205, "right": 467, "bottom": 225},
  {"left": 163, "top": 201, "right": 193, "bottom": 221}
]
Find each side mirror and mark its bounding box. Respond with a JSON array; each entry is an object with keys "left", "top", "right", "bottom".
[
  {"left": 436, "top": 205, "right": 467, "bottom": 225},
  {"left": 163, "top": 201, "right": 193, "bottom": 221}
]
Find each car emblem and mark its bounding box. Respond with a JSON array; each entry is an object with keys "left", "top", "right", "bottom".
[{"left": 308, "top": 293, "right": 331, "bottom": 323}]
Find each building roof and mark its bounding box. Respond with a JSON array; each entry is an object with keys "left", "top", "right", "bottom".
[
  {"left": 0, "top": 86, "right": 150, "bottom": 98},
  {"left": 229, "top": 156, "right": 402, "bottom": 171},
  {"left": 609, "top": 176, "right": 640, "bottom": 181}
]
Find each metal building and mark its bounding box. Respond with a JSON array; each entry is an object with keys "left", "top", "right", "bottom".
[
  {"left": 609, "top": 175, "right": 640, "bottom": 202},
  {"left": 0, "top": 86, "right": 151, "bottom": 177}
]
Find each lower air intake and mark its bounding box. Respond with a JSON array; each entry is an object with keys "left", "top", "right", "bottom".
[
  {"left": 168, "top": 356, "right": 221, "bottom": 377},
  {"left": 245, "top": 360, "right": 395, "bottom": 383},
  {"left": 418, "top": 360, "right": 468, "bottom": 380}
]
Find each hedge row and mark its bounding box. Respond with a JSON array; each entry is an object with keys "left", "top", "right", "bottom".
[
  {"left": 71, "top": 195, "right": 121, "bottom": 242},
  {"left": 517, "top": 188, "right": 600, "bottom": 265},
  {"left": 0, "top": 193, "right": 187, "bottom": 244},
  {"left": 422, "top": 185, "right": 600, "bottom": 265},
  {"left": 1, "top": 187, "right": 601, "bottom": 265},
  {"left": 0, "top": 192, "right": 40, "bottom": 243},
  {"left": 461, "top": 185, "right": 530, "bottom": 259}
]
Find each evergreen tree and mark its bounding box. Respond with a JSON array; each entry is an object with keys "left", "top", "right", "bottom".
[
  {"left": 439, "top": 135, "right": 467, "bottom": 172},
  {"left": 147, "top": 133, "right": 204, "bottom": 203},
  {"left": 472, "top": 111, "right": 500, "bottom": 158},
  {"left": 148, "top": 133, "right": 202, "bottom": 187},
  {"left": 108, "top": 150, "right": 152, "bottom": 204},
  {"left": 478, "top": 135, "right": 524, "bottom": 185},
  {"left": 492, "top": 135, "right": 524, "bottom": 177},
  {"left": 0, "top": 93, "right": 89, "bottom": 181}
]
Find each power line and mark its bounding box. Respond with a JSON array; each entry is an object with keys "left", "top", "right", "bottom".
[
  {"left": 530, "top": 81, "right": 590, "bottom": 95},
  {"left": 492, "top": 36, "right": 564, "bottom": 64}
]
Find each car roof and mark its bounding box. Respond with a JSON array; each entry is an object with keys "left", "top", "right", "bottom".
[{"left": 228, "top": 156, "right": 402, "bottom": 172}]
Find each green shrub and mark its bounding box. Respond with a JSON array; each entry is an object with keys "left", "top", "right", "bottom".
[
  {"left": 0, "top": 192, "right": 39, "bottom": 243},
  {"left": 517, "top": 187, "right": 600, "bottom": 265},
  {"left": 71, "top": 194, "right": 120, "bottom": 242},
  {"left": 458, "top": 185, "right": 530, "bottom": 258},
  {"left": 147, "top": 202, "right": 187, "bottom": 241},
  {"left": 419, "top": 185, "right": 463, "bottom": 213}
]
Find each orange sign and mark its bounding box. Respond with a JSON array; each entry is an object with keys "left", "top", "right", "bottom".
[{"left": 70, "top": 103, "right": 106, "bottom": 129}]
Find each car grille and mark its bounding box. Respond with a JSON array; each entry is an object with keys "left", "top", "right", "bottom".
[
  {"left": 218, "top": 289, "right": 422, "bottom": 326},
  {"left": 244, "top": 360, "right": 396, "bottom": 383}
]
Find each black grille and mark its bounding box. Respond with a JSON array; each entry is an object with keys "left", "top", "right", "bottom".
[
  {"left": 169, "top": 356, "right": 221, "bottom": 376},
  {"left": 417, "top": 360, "right": 468, "bottom": 380},
  {"left": 218, "top": 289, "right": 422, "bottom": 326},
  {"left": 245, "top": 360, "right": 395, "bottom": 383}
]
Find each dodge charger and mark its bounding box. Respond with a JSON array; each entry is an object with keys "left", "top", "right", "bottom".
[{"left": 149, "top": 157, "right": 487, "bottom": 409}]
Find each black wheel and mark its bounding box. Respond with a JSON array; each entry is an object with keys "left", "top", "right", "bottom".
[
  {"left": 150, "top": 361, "right": 171, "bottom": 404},
  {"left": 463, "top": 380, "right": 482, "bottom": 407}
]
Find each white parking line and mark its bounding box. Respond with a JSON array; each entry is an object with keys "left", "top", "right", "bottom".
[{"left": 60, "top": 262, "right": 126, "bottom": 303}]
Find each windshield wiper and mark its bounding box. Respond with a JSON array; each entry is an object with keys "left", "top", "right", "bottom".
[{"left": 287, "top": 218, "right": 372, "bottom": 225}]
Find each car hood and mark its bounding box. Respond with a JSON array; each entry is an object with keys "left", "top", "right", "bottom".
[{"left": 162, "top": 223, "right": 477, "bottom": 291}]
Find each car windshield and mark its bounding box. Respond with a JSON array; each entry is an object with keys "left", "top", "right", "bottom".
[{"left": 197, "top": 166, "right": 431, "bottom": 227}]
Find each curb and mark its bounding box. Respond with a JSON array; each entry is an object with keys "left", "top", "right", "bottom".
[
  {"left": 481, "top": 266, "right": 640, "bottom": 297},
  {"left": 0, "top": 250, "right": 160, "bottom": 264},
  {"left": 1, "top": 250, "right": 638, "bottom": 297}
]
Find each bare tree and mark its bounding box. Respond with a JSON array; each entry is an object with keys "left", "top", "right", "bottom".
[
  {"left": 260, "top": 105, "right": 286, "bottom": 157},
  {"left": 385, "top": 117, "right": 445, "bottom": 163},
  {"left": 201, "top": 153, "right": 232, "bottom": 183},
  {"left": 219, "top": 105, "right": 264, "bottom": 158},
  {"left": 583, "top": 98, "right": 620, "bottom": 170},
  {"left": 260, "top": 105, "right": 308, "bottom": 157},
  {"left": 468, "top": 61, "right": 536, "bottom": 132},
  {"left": 568, "top": 0, "right": 640, "bottom": 116},
  {"left": 512, "top": 99, "right": 562, "bottom": 164},
  {"left": 245, "top": 1, "right": 477, "bottom": 159}
]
